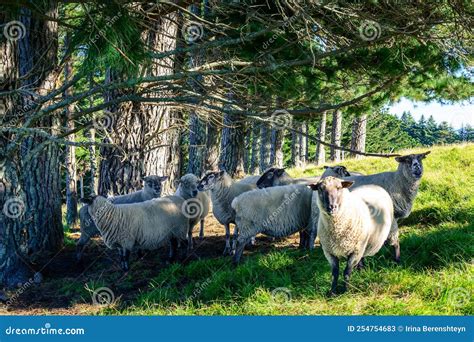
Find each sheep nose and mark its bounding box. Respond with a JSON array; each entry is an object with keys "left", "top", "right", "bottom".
[{"left": 328, "top": 204, "right": 337, "bottom": 213}]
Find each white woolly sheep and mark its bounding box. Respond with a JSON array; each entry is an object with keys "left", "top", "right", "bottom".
[
  {"left": 76, "top": 175, "right": 168, "bottom": 261},
  {"left": 197, "top": 170, "right": 256, "bottom": 255},
  {"left": 231, "top": 184, "right": 315, "bottom": 263},
  {"left": 174, "top": 173, "right": 210, "bottom": 249},
  {"left": 81, "top": 195, "right": 190, "bottom": 271},
  {"left": 308, "top": 176, "right": 395, "bottom": 295},
  {"left": 343, "top": 151, "right": 430, "bottom": 262},
  {"left": 254, "top": 165, "right": 357, "bottom": 249}
]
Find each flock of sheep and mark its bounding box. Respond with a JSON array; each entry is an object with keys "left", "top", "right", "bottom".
[{"left": 79, "top": 151, "right": 430, "bottom": 295}]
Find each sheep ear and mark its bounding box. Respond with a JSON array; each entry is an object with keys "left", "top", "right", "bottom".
[
  {"left": 142, "top": 176, "right": 149, "bottom": 182},
  {"left": 276, "top": 168, "right": 285, "bottom": 176},
  {"left": 159, "top": 176, "right": 169, "bottom": 182},
  {"left": 341, "top": 181, "right": 354, "bottom": 188},
  {"left": 395, "top": 155, "right": 410, "bottom": 163},
  {"left": 307, "top": 183, "right": 320, "bottom": 191},
  {"left": 419, "top": 151, "right": 431, "bottom": 159}
]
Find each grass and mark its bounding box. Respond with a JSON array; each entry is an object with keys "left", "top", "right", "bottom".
[{"left": 102, "top": 144, "right": 473, "bottom": 315}]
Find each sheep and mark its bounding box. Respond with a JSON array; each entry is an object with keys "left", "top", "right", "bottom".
[
  {"left": 76, "top": 175, "right": 168, "bottom": 261},
  {"left": 197, "top": 170, "right": 256, "bottom": 255},
  {"left": 308, "top": 176, "right": 395, "bottom": 295},
  {"left": 174, "top": 173, "right": 210, "bottom": 249},
  {"left": 255, "top": 165, "right": 358, "bottom": 189},
  {"left": 254, "top": 165, "right": 356, "bottom": 249},
  {"left": 231, "top": 184, "right": 315, "bottom": 263},
  {"left": 81, "top": 195, "right": 190, "bottom": 271},
  {"left": 342, "top": 151, "right": 431, "bottom": 262}
]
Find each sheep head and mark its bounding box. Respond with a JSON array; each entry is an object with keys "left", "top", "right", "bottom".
[
  {"left": 256, "top": 167, "right": 286, "bottom": 188},
  {"left": 197, "top": 170, "right": 225, "bottom": 191},
  {"left": 308, "top": 177, "right": 353, "bottom": 216},
  {"left": 395, "top": 151, "right": 430, "bottom": 180}
]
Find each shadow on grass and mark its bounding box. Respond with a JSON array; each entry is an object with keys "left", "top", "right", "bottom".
[{"left": 3, "top": 218, "right": 472, "bottom": 313}]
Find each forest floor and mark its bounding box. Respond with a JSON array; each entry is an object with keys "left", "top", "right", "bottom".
[{"left": 1, "top": 144, "right": 473, "bottom": 315}]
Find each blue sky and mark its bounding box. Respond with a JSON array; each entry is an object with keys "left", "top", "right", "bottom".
[{"left": 388, "top": 98, "right": 474, "bottom": 129}]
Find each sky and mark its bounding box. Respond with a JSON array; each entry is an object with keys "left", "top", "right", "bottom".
[{"left": 388, "top": 98, "right": 474, "bottom": 129}]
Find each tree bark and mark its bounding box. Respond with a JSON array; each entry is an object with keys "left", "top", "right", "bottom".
[
  {"left": 218, "top": 101, "right": 245, "bottom": 177},
  {"left": 0, "top": 11, "right": 30, "bottom": 286},
  {"left": 204, "top": 120, "right": 219, "bottom": 172},
  {"left": 270, "top": 127, "right": 284, "bottom": 168},
  {"left": 98, "top": 13, "right": 181, "bottom": 195},
  {"left": 291, "top": 122, "right": 302, "bottom": 167},
  {"left": 315, "top": 111, "right": 327, "bottom": 165},
  {"left": 249, "top": 122, "right": 260, "bottom": 174},
  {"left": 330, "top": 110, "right": 342, "bottom": 162},
  {"left": 350, "top": 114, "right": 367, "bottom": 159},
  {"left": 300, "top": 122, "right": 308, "bottom": 164},
  {"left": 186, "top": 4, "right": 206, "bottom": 176},
  {"left": 64, "top": 40, "right": 78, "bottom": 226},
  {"left": 259, "top": 123, "right": 271, "bottom": 172},
  {"left": 18, "top": 3, "right": 63, "bottom": 256}
]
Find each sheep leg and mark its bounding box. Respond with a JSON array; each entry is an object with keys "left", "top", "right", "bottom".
[
  {"left": 187, "top": 225, "right": 194, "bottom": 253},
  {"left": 199, "top": 219, "right": 205, "bottom": 240},
  {"left": 119, "top": 248, "right": 130, "bottom": 272},
  {"left": 75, "top": 233, "right": 92, "bottom": 262},
  {"left": 299, "top": 230, "right": 308, "bottom": 249},
  {"left": 356, "top": 257, "right": 365, "bottom": 270},
  {"left": 342, "top": 254, "right": 358, "bottom": 293},
  {"left": 328, "top": 254, "right": 339, "bottom": 296},
  {"left": 232, "top": 236, "right": 252, "bottom": 264},
  {"left": 169, "top": 237, "right": 178, "bottom": 262},
  {"left": 231, "top": 225, "right": 239, "bottom": 255},
  {"left": 223, "top": 223, "right": 232, "bottom": 255},
  {"left": 388, "top": 227, "right": 400, "bottom": 264}
]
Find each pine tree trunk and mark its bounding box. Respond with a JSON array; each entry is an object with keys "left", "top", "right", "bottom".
[
  {"left": 300, "top": 122, "right": 308, "bottom": 164},
  {"left": 316, "top": 112, "right": 327, "bottom": 165},
  {"left": 18, "top": 4, "right": 63, "bottom": 256},
  {"left": 87, "top": 75, "right": 97, "bottom": 195},
  {"left": 249, "top": 122, "right": 260, "bottom": 174},
  {"left": 270, "top": 128, "right": 284, "bottom": 168},
  {"left": 291, "top": 122, "right": 302, "bottom": 167},
  {"left": 63, "top": 38, "right": 77, "bottom": 226},
  {"left": 219, "top": 113, "right": 245, "bottom": 177},
  {"left": 187, "top": 114, "right": 205, "bottom": 175},
  {"left": 350, "top": 114, "right": 367, "bottom": 159},
  {"left": 204, "top": 121, "right": 219, "bottom": 172},
  {"left": 243, "top": 128, "right": 251, "bottom": 173},
  {"left": 0, "top": 11, "right": 30, "bottom": 286},
  {"left": 186, "top": 4, "right": 206, "bottom": 176},
  {"left": 330, "top": 110, "right": 342, "bottom": 162},
  {"left": 98, "top": 13, "right": 180, "bottom": 195},
  {"left": 259, "top": 123, "right": 271, "bottom": 172}
]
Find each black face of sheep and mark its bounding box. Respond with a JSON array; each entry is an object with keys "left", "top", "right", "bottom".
[
  {"left": 395, "top": 151, "right": 430, "bottom": 180},
  {"left": 256, "top": 167, "right": 286, "bottom": 188},
  {"left": 197, "top": 171, "right": 225, "bottom": 191},
  {"left": 142, "top": 175, "right": 168, "bottom": 195},
  {"left": 324, "top": 165, "right": 351, "bottom": 177},
  {"left": 309, "top": 177, "right": 354, "bottom": 215}
]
